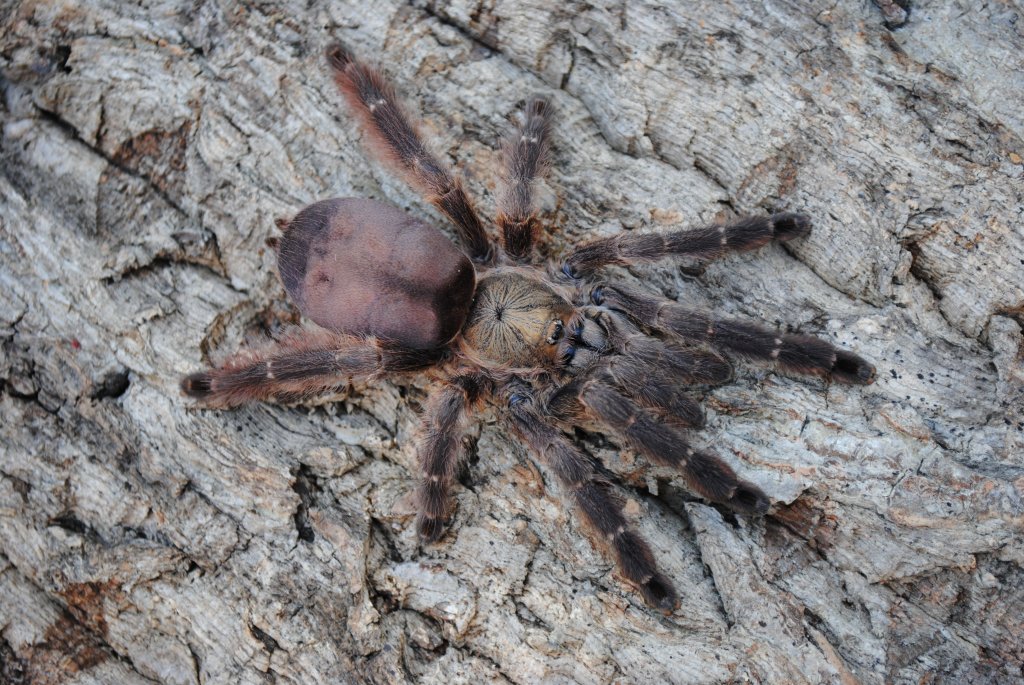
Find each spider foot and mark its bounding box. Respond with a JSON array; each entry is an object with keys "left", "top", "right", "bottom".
[
  {"left": 724, "top": 481, "right": 771, "bottom": 515},
  {"left": 613, "top": 529, "right": 679, "bottom": 611},
  {"left": 180, "top": 372, "right": 213, "bottom": 399},
  {"left": 325, "top": 42, "right": 354, "bottom": 71},
  {"left": 830, "top": 350, "right": 876, "bottom": 384},
  {"left": 523, "top": 95, "right": 550, "bottom": 117},
  {"left": 416, "top": 514, "right": 450, "bottom": 543},
  {"left": 639, "top": 573, "right": 679, "bottom": 613},
  {"left": 770, "top": 212, "right": 812, "bottom": 241}
]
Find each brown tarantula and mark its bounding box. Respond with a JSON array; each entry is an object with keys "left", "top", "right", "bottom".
[{"left": 181, "top": 44, "right": 875, "bottom": 611}]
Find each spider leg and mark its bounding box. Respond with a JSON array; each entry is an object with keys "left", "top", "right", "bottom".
[
  {"left": 325, "top": 44, "right": 493, "bottom": 262},
  {"left": 596, "top": 309, "right": 733, "bottom": 387},
  {"left": 558, "top": 309, "right": 730, "bottom": 427},
  {"left": 414, "top": 373, "right": 492, "bottom": 542},
  {"left": 497, "top": 97, "right": 552, "bottom": 259},
  {"left": 180, "top": 329, "right": 444, "bottom": 408},
  {"left": 548, "top": 376, "right": 770, "bottom": 515},
  {"left": 600, "top": 352, "right": 708, "bottom": 428},
  {"left": 504, "top": 383, "right": 678, "bottom": 612},
  {"left": 561, "top": 212, "right": 811, "bottom": 277},
  {"left": 596, "top": 284, "right": 876, "bottom": 384}
]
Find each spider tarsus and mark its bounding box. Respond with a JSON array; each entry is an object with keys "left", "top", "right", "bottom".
[
  {"left": 180, "top": 372, "right": 213, "bottom": 398},
  {"left": 523, "top": 95, "right": 549, "bottom": 117},
  {"left": 325, "top": 42, "right": 353, "bottom": 72},
  {"left": 770, "top": 212, "right": 812, "bottom": 241},
  {"left": 640, "top": 574, "right": 680, "bottom": 613},
  {"left": 727, "top": 483, "right": 772, "bottom": 515},
  {"left": 831, "top": 350, "right": 877, "bottom": 384},
  {"left": 416, "top": 514, "right": 449, "bottom": 543}
]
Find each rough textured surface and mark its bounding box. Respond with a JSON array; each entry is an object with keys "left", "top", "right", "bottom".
[{"left": 1, "top": 1, "right": 1022, "bottom": 683}]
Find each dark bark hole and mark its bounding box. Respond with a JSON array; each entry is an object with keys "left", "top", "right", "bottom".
[
  {"left": 55, "top": 44, "right": 72, "bottom": 73},
  {"left": 292, "top": 465, "right": 320, "bottom": 543},
  {"left": 249, "top": 624, "right": 280, "bottom": 654}
]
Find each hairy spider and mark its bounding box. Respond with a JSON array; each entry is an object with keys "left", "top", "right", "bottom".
[{"left": 181, "top": 43, "right": 875, "bottom": 611}]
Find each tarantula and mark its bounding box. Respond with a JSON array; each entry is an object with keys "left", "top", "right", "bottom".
[{"left": 181, "top": 43, "right": 875, "bottom": 611}]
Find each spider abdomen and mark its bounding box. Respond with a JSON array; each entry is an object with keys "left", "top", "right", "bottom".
[{"left": 276, "top": 198, "right": 476, "bottom": 349}]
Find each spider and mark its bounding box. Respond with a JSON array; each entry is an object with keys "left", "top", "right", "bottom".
[{"left": 181, "top": 43, "right": 876, "bottom": 611}]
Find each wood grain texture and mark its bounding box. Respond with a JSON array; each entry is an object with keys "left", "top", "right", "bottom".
[{"left": 2, "top": 1, "right": 1022, "bottom": 683}]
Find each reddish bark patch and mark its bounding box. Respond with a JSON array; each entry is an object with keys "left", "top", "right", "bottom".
[
  {"left": 111, "top": 121, "right": 192, "bottom": 198},
  {"left": 22, "top": 612, "right": 109, "bottom": 685},
  {"left": 773, "top": 497, "right": 838, "bottom": 553},
  {"left": 58, "top": 579, "right": 121, "bottom": 638}
]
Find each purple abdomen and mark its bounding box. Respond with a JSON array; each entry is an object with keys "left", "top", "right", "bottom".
[{"left": 277, "top": 198, "right": 476, "bottom": 349}]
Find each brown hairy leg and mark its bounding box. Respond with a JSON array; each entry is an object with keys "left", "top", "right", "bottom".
[
  {"left": 566, "top": 312, "right": 731, "bottom": 427},
  {"left": 181, "top": 330, "right": 444, "bottom": 408},
  {"left": 548, "top": 377, "right": 770, "bottom": 515},
  {"left": 414, "top": 373, "right": 492, "bottom": 541},
  {"left": 505, "top": 383, "right": 678, "bottom": 611},
  {"left": 595, "top": 284, "right": 876, "bottom": 384},
  {"left": 497, "top": 97, "right": 552, "bottom": 259},
  {"left": 326, "top": 43, "right": 493, "bottom": 262},
  {"left": 562, "top": 212, "right": 811, "bottom": 277}
]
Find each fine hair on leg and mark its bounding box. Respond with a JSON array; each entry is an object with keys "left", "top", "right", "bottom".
[
  {"left": 597, "top": 284, "right": 876, "bottom": 384},
  {"left": 563, "top": 213, "right": 811, "bottom": 277},
  {"left": 414, "top": 373, "right": 492, "bottom": 542},
  {"left": 573, "top": 378, "right": 770, "bottom": 514},
  {"left": 326, "top": 43, "right": 493, "bottom": 262},
  {"left": 505, "top": 384, "right": 678, "bottom": 611},
  {"left": 497, "top": 97, "right": 553, "bottom": 259},
  {"left": 181, "top": 329, "right": 444, "bottom": 408}
]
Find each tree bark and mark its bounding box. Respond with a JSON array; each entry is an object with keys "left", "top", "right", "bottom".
[{"left": 2, "top": 1, "right": 1022, "bottom": 683}]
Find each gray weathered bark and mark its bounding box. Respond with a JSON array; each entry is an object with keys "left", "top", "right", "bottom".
[{"left": 2, "top": 1, "right": 1023, "bottom": 683}]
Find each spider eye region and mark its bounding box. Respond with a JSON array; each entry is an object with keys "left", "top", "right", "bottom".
[{"left": 545, "top": 320, "right": 565, "bottom": 344}]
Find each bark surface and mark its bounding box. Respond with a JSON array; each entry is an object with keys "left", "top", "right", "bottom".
[{"left": 1, "top": 1, "right": 1023, "bottom": 683}]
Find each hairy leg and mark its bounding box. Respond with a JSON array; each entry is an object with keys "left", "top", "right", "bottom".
[
  {"left": 595, "top": 284, "right": 876, "bottom": 384},
  {"left": 505, "top": 383, "right": 678, "bottom": 611},
  {"left": 562, "top": 212, "right": 810, "bottom": 277},
  {"left": 601, "top": 355, "right": 707, "bottom": 428},
  {"left": 497, "top": 97, "right": 552, "bottom": 259},
  {"left": 181, "top": 329, "right": 444, "bottom": 408},
  {"left": 596, "top": 309, "right": 733, "bottom": 386},
  {"left": 548, "top": 377, "right": 770, "bottom": 515},
  {"left": 326, "top": 43, "right": 493, "bottom": 262},
  {"left": 553, "top": 311, "right": 725, "bottom": 426},
  {"left": 414, "top": 373, "right": 492, "bottom": 541}
]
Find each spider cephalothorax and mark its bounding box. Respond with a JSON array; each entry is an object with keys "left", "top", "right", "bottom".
[
  {"left": 181, "top": 43, "right": 875, "bottom": 611},
  {"left": 461, "top": 269, "right": 576, "bottom": 370}
]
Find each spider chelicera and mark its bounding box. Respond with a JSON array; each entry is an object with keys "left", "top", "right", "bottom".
[{"left": 182, "top": 43, "right": 875, "bottom": 611}]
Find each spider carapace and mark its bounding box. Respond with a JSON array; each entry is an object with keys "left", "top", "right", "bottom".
[{"left": 182, "top": 43, "right": 875, "bottom": 611}]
